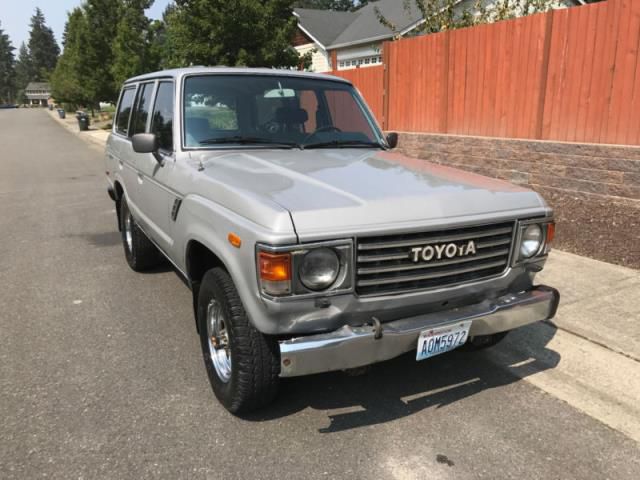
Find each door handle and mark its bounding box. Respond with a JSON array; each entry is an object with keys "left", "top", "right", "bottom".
[{"left": 137, "top": 173, "right": 143, "bottom": 185}]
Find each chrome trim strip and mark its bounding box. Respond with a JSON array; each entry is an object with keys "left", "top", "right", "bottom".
[
  {"left": 357, "top": 248, "right": 510, "bottom": 275},
  {"left": 356, "top": 259, "right": 507, "bottom": 287}
]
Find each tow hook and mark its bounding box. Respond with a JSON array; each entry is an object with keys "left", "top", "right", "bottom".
[{"left": 371, "top": 317, "right": 383, "bottom": 340}]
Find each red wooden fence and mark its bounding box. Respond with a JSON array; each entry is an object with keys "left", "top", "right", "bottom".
[
  {"left": 330, "top": 0, "right": 640, "bottom": 146},
  {"left": 330, "top": 66, "right": 384, "bottom": 124}
]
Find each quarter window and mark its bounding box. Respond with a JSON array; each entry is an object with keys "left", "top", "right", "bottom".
[
  {"left": 115, "top": 87, "right": 136, "bottom": 135},
  {"left": 131, "top": 83, "right": 154, "bottom": 135},
  {"left": 151, "top": 82, "right": 174, "bottom": 151}
]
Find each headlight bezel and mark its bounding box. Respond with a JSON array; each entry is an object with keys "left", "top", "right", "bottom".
[
  {"left": 513, "top": 218, "right": 555, "bottom": 264},
  {"left": 256, "top": 239, "right": 354, "bottom": 300}
]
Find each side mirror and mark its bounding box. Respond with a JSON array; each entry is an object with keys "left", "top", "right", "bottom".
[
  {"left": 132, "top": 133, "right": 163, "bottom": 164},
  {"left": 386, "top": 132, "right": 398, "bottom": 149}
]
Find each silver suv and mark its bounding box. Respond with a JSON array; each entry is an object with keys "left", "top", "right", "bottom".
[{"left": 105, "top": 67, "right": 559, "bottom": 413}]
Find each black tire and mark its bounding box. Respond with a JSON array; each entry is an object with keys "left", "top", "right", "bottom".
[
  {"left": 119, "top": 197, "right": 163, "bottom": 272},
  {"left": 462, "top": 331, "right": 509, "bottom": 351},
  {"left": 197, "top": 268, "right": 280, "bottom": 414}
]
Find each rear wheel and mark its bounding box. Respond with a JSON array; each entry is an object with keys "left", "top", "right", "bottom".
[
  {"left": 462, "top": 331, "right": 509, "bottom": 351},
  {"left": 197, "top": 268, "right": 280, "bottom": 414},
  {"left": 119, "top": 197, "right": 163, "bottom": 271}
]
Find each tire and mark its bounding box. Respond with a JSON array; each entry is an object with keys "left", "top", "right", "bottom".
[
  {"left": 197, "top": 268, "right": 280, "bottom": 414},
  {"left": 462, "top": 331, "right": 509, "bottom": 351},
  {"left": 119, "top": 196, "right": 163, "bottom": 272}
]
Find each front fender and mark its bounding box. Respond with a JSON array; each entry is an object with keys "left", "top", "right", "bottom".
[{"left": 174, "top": 194, "right": 297, "bottom": 334}]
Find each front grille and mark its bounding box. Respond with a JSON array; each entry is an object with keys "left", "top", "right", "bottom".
[{"left": 355, "top": 221, "right": 515, "bottom": 296}]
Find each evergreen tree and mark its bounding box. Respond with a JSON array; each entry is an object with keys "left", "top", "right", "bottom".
[
  {"left": 27, "top": 8, "right": 60, "bottom": 80},
  {"left": 0, "top": 21, "right": 16, "bottom": 103},
  {"left": 111, "top": 0, "right": 157, "bottom": 90},
  {"left": 165, "top": 0, "right": 301, "bottom": 68},
  {"left": 50, "top": 8, "right": 92, "bottom": 108},
  {"left": 83, "top": 0, "right": 122, "bottom": 103},
  {"left": 14, "top": 43, "right": 31, "bottom": 103}
]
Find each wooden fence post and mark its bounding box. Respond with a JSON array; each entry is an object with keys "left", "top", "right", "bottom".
[
  {"left": 382, "top": 41, "right": 391, "bottom": 131},
  {"left": 441, "top": 31, "right": 451, "bottom": 134}
]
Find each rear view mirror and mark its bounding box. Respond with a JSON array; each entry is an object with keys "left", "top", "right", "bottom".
[
  {"left": 132, "top": 133, "right": 163, "bottom": 165},
  {"left": 386, "top": 132, "right": 398, "bottom": 149}
]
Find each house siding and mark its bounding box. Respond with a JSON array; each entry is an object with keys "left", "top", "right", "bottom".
[{"left": 295, "top": 43, "right": 331, "bottom": 73}]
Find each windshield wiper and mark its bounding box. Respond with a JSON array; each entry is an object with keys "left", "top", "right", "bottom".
[
  {"left": 199, "top": 136, "right": 300, "bottom": 149},
  {"left": 303, "top": 139, "right": 383, "bottom": 149}
]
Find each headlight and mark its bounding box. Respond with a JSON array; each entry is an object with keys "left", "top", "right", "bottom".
[
  {"left": 299, "top": 248, "right": 340, "bottom": 291},
  {"left": 520, "top": 224, "right": 543, "bottom": 259}
]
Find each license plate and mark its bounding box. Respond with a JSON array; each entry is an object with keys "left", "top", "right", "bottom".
[{"left": 416, "top": 320, "right": 472, "bottom": 361}]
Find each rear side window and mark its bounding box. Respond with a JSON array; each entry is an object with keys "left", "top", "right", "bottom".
[
  {"left": 115, "top": 87, "right": 136, "bottom": 136},
  {"left": 131, "top": 83, "right": 154, "bottom": 135},
  {"left": 151, "top": 82, "right": 174, "bottom": 151}
]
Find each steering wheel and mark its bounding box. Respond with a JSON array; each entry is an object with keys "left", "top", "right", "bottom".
[
  {"left": 260, "top": 120, "right": 280, "bottom": 134},
  {"left": 303, "top": 125, "right": 342, "bottom": 143}
]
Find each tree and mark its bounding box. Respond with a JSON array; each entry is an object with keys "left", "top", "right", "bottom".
[
  {"left": 14, "top": 43, "right": 31, "bottom": 101},
  {"left": 27, "top": 8, "right": 60, "bottom": 80},
  {"left": 50, "top": 8, "right": 92, "bottom": 108},
  {"left": 293, "top": 0, "right": 366, "bottom": 10},
  {"left": 83, "top": 0, "right": 123, "bottom": 104},
  {"left": 377, "top": 0, "right": 564, "bottom": 35},
  {"left": 111, "top": 0, "right": 157, "bottom": 90},
  {"left": 0, "top": 21, "right": 16, "bottom": 103},
  {"left": 165, "top": 0, "right": 302, "bottom": 68}
]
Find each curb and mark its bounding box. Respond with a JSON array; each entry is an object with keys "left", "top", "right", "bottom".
[{"left": 47, "top": 108, "right": 109, "bottom": 149}]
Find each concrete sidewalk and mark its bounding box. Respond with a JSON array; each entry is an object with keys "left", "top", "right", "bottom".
[
  {"left": 47, "top": 108, "right": 110, "bottom": 150},
  {"left": 539, "top": 251, "right": 640, "bottom": 361}
]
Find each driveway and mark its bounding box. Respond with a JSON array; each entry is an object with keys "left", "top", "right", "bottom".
[{"left": 1, "top": 109, "right": 639, "bottom": 479}]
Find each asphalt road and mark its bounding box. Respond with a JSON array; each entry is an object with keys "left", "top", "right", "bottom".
[{"left": 1, "top": 109, "right": 639, "bottom": 480}]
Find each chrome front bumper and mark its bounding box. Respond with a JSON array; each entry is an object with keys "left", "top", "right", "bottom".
[{"left": 278, "top": 286, "right": 559, "bottom": 377}]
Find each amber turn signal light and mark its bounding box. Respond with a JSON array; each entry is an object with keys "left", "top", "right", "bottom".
[
  {"left": 228, "top": 232, "right": 242, "bottom": 248},
  {"left": 259, "top": 252, "right": 291, "bottom": 282},
  {"left": 546, "top": 223, "right": 555, "bottom": 244}
]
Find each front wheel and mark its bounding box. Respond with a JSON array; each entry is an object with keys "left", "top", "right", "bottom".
[{"left": 197, "top": 268, "right": 280, "bottom": 414}]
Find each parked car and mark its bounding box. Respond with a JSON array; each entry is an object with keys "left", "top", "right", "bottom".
[{"left": 105, "top": 67, "right": 559, "bottom": 413}]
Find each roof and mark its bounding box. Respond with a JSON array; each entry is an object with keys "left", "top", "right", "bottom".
[
  {"left": 25, "top": 82, "right": 51, "bottom": 91},
  {"left": 294, "top": 0, "right": 423, "bottom": 50},
  {"left": 124, "top": 67, "right": 352, "bottom": 85},
  {"left": 295, "top": 0, "right": 588, "bottom": 50},
  {"left": 294, "top": 8, "right": 359, "bottom": 46}
]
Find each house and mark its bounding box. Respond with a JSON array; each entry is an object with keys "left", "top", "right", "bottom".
[
  {"left": 293, "top": 0, "right": 592, "bottom": 73},
  {"left": 25, "top": 82, "right": 51, "bottom": 107}
]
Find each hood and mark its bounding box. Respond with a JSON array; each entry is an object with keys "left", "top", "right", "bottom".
[{"left": 194, "top": 149, "right": 547, "bottom": 240}]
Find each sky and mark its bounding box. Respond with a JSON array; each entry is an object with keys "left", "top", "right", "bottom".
[{"left": 0, "top": 0, "right": 172, "bottom": 50}]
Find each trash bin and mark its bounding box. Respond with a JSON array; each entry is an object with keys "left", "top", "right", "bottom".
[
  {"left": 76, "top": 111, "right": 90, "bottom": 131},
  {"left": 57, "top": 109, "right": 66, "bottom": 119},
  {"left": 48, "top": 104, "right": 53, "bottom": 111}
]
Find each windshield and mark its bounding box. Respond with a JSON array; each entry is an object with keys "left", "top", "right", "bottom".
[{"left": 182, "top": 74, "right": 382, "bottom": 149}]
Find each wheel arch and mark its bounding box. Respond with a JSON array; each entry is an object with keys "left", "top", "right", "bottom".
[{"left": 185, "top": 239, "right": 231, "bottom": 332}]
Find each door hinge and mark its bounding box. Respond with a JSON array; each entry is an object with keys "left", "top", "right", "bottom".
[{"left": 171, "top": 198, "right": 182, "bottom": 222}]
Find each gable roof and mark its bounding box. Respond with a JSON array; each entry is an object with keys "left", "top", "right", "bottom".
[
  {"left": 294, "top": 0, "right": 422, "bottom": 50},
  {"left": 25, "top": 82, "right": 51, "bottom": 91},
  {"left": 295, "top": 0, "right": 590, "bottom": 50}
]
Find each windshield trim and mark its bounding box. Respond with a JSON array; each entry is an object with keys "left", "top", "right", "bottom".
[{"left": 179, "top": 72, "right": 386, "bottom": 152}]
